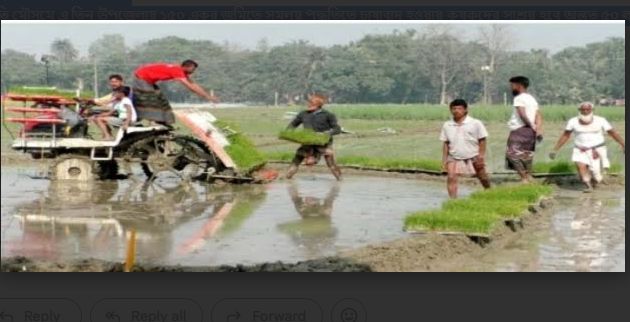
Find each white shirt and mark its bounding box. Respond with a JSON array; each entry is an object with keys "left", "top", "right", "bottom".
[
  {"left": 113, "top": 97, "right": 137, "bottom": 122},
  {"left": 440, "top": 116, "right": 489, "bottom": 160},
  {"left": 508, "top": 93, "right": 539, "bottom": 131},
  {"left": 566, "top": 115, "right": 612, "bottom": 148}
]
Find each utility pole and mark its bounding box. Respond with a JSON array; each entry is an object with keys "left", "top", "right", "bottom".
[
  {"left": 41, "top": 56, "right": 51, "bottom": 86},
  {"left": 93, "top": 58, "right": 99, "bottom": 98},
  {"left": 481, "top": 65, "right": 491, "bottom": 105}
]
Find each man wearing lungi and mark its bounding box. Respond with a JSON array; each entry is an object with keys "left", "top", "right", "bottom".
[
  {"left": 285, "top": 94, "right": 342, "bottom": 181},
  {"left": 132, "top": 60, "right": 218, "bottom": 125},
  {"left": 506, "top": 76, "right": 543, "bottom": 183},
  {"left": 440, "top": 99, "right": 491, "bottom": 198},
  {"left": 549, "top": 102, "right": 625, "bottom": 192}
]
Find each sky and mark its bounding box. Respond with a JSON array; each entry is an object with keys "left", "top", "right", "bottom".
[{"left": 1, "top": 22, "right": 625, "bottom": 57}]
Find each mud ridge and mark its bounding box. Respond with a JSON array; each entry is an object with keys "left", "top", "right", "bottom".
[
  {"left": 342, "top": 198, "right": 555, "bottom": 272},
  {"left": 0, "top": 257, "right": 372, "bottom": 273}
]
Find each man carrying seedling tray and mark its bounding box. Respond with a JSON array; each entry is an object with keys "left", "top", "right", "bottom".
[{"left": 282, "top": 94, "right": 342, "bottom": 181}]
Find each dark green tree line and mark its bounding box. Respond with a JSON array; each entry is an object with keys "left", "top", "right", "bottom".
[{"left": 1, "top": 30, "right": 624, "bottom": 105}]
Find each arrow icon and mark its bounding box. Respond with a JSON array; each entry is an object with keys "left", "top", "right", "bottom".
[
  {"left": 226, "top": 311, "right": 241, "bottom": 322},
  {"left": 0, "top": 312, "right": 14, "bottom": 322}
]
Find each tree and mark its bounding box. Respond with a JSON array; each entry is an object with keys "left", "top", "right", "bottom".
[
  {"left": 50, "top": 39, "right": 78, "bottom": 63},
  {"left": 479, "top": 25, "right": 513, "bottom": 104},
  {"left": 259, "top": 40, "right": 325, "bottom": 104},
  {"left": 88, "top": 34, "right": 130, "bottom": 94},
  {"left": 129, "top": 36, "right": 226, "bottom": 102},
  {"left": 0, "top": 31, "right": 623, "bottom": 105},
  {"left": 420, "top": 28, "right": 469, "bottom": 105},
  {"left": 0, "top": 49, "right": 46, "bottom": 89}
]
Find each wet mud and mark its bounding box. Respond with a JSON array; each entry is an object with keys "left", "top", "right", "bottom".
[
  {"left": 345, "top": 187, "right": 624, "bottom": 272},
  {"left": 1, "top": 256, "right": 371, "bottom": 272}
]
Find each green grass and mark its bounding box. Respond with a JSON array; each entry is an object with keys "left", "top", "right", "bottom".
[
  {"left": 278, "top": 129, "right": 331, "bottom": 146},
  {"left": 405, "top": 184, "right": 553, "bottom": 235},
  {"left": 264, "top": 151, "right": 622, "bottom": 175},
  {"left": 533, "top": 161, "right": 623, "bottom": 174},
  {"left": 8, "top": 86, "right": 94, "bottom": 99},
  {"left": 2, "top": 104, "right": 625, "bottom": 177},
  {"left": 327, "top": 104, "right": 625, "bottom": 122},
  {"left": 263, "top": 151, "right": 443, "bottom": 172},
  {"left": 214, "top": 120, "right": 267, "bottom": 174},
  {"left": 207, "top": 105, "right": 624, "bottom": 175},
  {"left": 336, "top": 156, "right": 443, "bottom": 172}
]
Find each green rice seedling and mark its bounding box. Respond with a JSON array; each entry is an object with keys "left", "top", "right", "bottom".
[
  {"left": 263, "top": 151, "right": 295, "bottom": 162},
  {"left": 443, "top": 198, "right": 529, "bottom": 219},
  {"left": 278, "top": 129, "right": 331, "bottom": 146},
  {"left": 336, "top": 156, "right": 443, "bottom": 172},
  {"left": 9, "top": 86, "right": 94, "bottom": 99},
  {"left": 470, "top": 184, "right": 553, "bottom": 203},
  {"left": 263, "top": 152, "right": 444, "bottom": 172},
  {"left": 609, "top": 163, "right": 624, "bottom": 173},
  {"left": 533, "top": 161, "right": 575, "bottom": 174},
  {"left": 214, "top": 120, "right": 267, "bottom": 174},
  {"left": 405, "top": 209, "right": 499, "bottom": 235},
  {"left": 404, "top": 184, "right": 554, "bottom": 235},
  {"left": 534, "top": 161, "right": 623, "bottom": 174}
]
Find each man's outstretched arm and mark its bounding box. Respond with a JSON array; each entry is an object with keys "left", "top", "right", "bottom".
[{"left": 177, "top": 78, "right": 218, "bottom": 103}]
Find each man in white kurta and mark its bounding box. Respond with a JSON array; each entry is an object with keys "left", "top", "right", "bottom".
[{"left": 550, "top": 102, "right": 625, "bottom": 192}]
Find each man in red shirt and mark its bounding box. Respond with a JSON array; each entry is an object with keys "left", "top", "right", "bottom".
[{"left": 132, "top": 60, "right": 217, "bottom": 124}]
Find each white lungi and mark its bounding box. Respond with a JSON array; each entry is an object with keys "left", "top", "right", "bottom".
[{"left": 572, "top": 146, "right": 610, "bottom": 182}]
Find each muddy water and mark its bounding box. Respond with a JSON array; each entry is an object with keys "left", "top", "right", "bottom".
[
  {"left": 458, "top": 187, "right": 625, "bottom": 272},
  {"left": 1, "top": 166, "right": 463, "bottom": 267}
]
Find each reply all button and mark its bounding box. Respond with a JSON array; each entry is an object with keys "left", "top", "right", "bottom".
[
  {"left": 91, "top": 299, "right": 202, "bottom": 322},
  {"left": 212, "top": 299, "right": 322, "bottom": 322}
]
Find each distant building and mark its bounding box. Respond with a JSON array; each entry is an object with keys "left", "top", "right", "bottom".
[{"left": 598, "top": 98, "right": 625, "bottom": 106}]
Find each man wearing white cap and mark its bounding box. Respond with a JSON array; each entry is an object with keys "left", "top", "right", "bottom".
[{"left": 549, "top": 102, "right": 625, "bottom": 192}]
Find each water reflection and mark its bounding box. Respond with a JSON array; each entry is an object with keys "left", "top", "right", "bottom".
[
  {"left": 2, "top": 170, "right": 454, "bottom": 267},
  {"left": 5, "top": 180, "right": 267, "bottom": 264},
  {"left": 540, "top": 194, "right": 625, "bottom": 272},
  {"left": 277, "top": 182, "right": 340, "bottom": 257}
]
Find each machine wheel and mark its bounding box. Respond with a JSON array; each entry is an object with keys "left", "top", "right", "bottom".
[
  {"left": 126, "top": 135, "right": 223, "bottom": 182},
  {"left": 49, "top": 154, "right": 96, "bottom": 181}
]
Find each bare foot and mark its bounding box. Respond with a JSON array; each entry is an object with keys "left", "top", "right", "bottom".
[{"left": 582, "top": 182, "right": 594, "bottom": 193}]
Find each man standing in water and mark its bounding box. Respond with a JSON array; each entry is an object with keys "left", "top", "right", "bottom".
[
  {"left": 440, "top": 99, "right": 491, "bottom": 198},
  {"left": 549, "top": 102, "right": 625, "bottom": 192},
  {"left": 286, "top": 94, "right": 342, "bottom": 181},
  {"left": 506, "top": 76, "right": 543, "bottom": 183},
  {"left": 132, "top": 60, "right": 218, "bottom": 125}
]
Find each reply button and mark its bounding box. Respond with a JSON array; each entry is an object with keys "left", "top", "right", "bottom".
[
  {"left": 0, "top": 299, "right": 81, "bottom": 322},
  {"left": 212, "top": 299, "right": 322, "bottom": 322}
]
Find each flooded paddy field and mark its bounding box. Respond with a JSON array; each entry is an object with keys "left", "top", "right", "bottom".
[
  {"left": 1, "top": 165, "right": 462, "bottom": 268},
  {"left": 1, "top": 164, "right": 624, "bottom": 272},
  {"left": 457, "top": 188, "right": 625, "bottom": 272}
]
